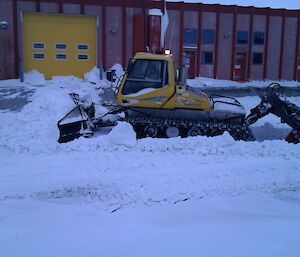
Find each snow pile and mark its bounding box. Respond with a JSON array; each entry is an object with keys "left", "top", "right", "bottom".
[
  {"left": 24, "top": 70, "right": 46, "bottom": 85},
  {"left": 84, "top": 67, "right": 101, "bottom": 84},
  {"left": 1, "top": 75, "right": 300, "bottom": 157},
  {"left": 108, "top": 122, "right": 136, "bottom": 148},
  {"left": 0, "top": 77, "right": 105, "bottom": 154},
  {"left": 148, "top": 9, "right": 163, "bottom": 16},
  {"left": 188, "top": 76, "right": 300, "bottom": 89},
  {"left": 110, "top": 63, "right": 124, "bottom": 79}
]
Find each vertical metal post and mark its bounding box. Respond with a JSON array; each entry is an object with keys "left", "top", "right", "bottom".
[
  {"left": 263, "top": 8, "right": 270, "bottom": 79},
  {"left": 214, "top": 7, "right": 220, "bottom": 79},
  {"left": 196, "top": 3, "right": 202, "bottom": 77},
  {"left": 179, "top": 2, "right": 184, "bottom": 66},
  {"left": 102, "top": 1, "right": 106, "bottom": 69},
  {"left": 230, "top": 7, "right": 237, "bottom": 80},
  {"left": 36, "top": 0, "right": 41, "bottom": 12},
  {"left": 279, "top": 10, "right": 286, "bottom": 80},
  {"left": 122, "top": 1, "right": 127, "bottom": 68},
  {"left": 294, "top": 13, "right": 300, "bottom": 81},
  {"left": 247, "top": 7, "right": 254, "bottom": 80},
  {"left": 13, "top": 0, "right": 19, "bottom": 78},
  {"left": 80, "top": 0, "right": 84, "bottom": 15}
]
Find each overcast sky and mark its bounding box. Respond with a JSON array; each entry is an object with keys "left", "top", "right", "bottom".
[{"left": 167, "top": 0, "right": 300, "bottom": 10}]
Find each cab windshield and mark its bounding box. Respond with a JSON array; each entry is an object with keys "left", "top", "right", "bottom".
[{"left": 122, "top": 59, "right": 169, "bottom": 95}]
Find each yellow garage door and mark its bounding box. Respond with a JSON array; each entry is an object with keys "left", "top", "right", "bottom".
[{"left": 23, "top": 13, "right": 97, "bottom": 80}]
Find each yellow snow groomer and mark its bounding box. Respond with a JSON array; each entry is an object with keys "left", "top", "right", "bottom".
[
  {"left": 58, "top": 51, "right": 253, "bottom": 142},
  {"left": 115, "top": 51, "right": 250, "bottom": 139}
]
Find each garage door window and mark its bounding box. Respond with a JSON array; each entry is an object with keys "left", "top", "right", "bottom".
[
  {"left": 56, "top": 43, "right": 67, "bottom": 50},
  {"left": 77, "top": 44, "right": 89, "bottom": 51},
  {"left": 56, "top": 54, "right": 67, "bottom": 60},
  {"left": 77, "top": 54, "right": 89, "bottom": 60},
  {"left": 33, "top": 53, "right": 45, "bottom": 60},
  {"left": 32, "top": 43, "right": 45, "bottom": 49}
]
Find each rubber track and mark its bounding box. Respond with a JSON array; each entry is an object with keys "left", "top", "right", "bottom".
[{"left": 126, "top": 115, "right": 254, "bottom": 141}]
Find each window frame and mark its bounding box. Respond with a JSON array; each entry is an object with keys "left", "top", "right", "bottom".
[
  {"left": 253, "top": 32, "right": 265, "bottom": 45},
  {"left": 237, "top": 31, "right": 249, "bottom": 45},
  {"left": 184, "top": 28, "right": 198, "bottom": 47},
  {"left": 33, "top": 53, "right": 45, "bottom": 60},
  {"left": 55, "top": 43, "right": 68, "bottom": 50},
  {"left": 252, "top": 52, "right": 264, "bottom": 65},
  {"left": 77, "top": 44, "right": 89, "bottom": 51},
  {"left": 202, "top": 29, "right": 215, "bottom": 45},
  {"left": 32, "top": 42, "right": 45, "bottom": 50},
  {"left": 55, "top": 53, "right": 68, "bottom": 61},
  {"left": 122, "top": 59, "right": 169, "bottom": 95},
  {"left": 77, "top": 54, "right": 89, "bottom": 61}
]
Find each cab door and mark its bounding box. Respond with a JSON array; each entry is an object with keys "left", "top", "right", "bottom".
[{"left": 117, "top": 58, "right": 175, "bottom": 109}]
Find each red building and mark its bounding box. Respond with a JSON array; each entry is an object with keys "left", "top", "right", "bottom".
[{"left": 1, "top": 0, "right": 300, "bottom": 81}]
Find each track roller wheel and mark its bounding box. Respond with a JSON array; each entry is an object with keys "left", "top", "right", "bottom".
[
  {"left": 165, "top": 126, "right": 180, "bottom": 138},
  {"left": 187, "top": 127, "right": 201, "bottom": 137},
  {"left": 144, "top": 125, "right": 158, "bottom": 138},
  {"left": 286, "top": 129, "right": 300, "bottom": 144},
  {"left": 229, "top": 127, "right": 254, "bottom": 142}
]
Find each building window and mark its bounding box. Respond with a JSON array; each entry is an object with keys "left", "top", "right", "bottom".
[
  {"left": 202, "top": 29, "right": 215, "bottom": 44},
  {"left": 56, "top": 54, "right": 67, "bottom": 60},
  {"left": 77, "top": 44, "right": 89, "bottom": 51},
  {"left": 32, "top": 43, "right": 45, "bottom": 49},
  {"left": 56, "top": 43, "right": 67, "bottom": 50},
  {"left": 237, "top": 31, "right": 249, "bottom": 44},
  {"left": 253, "top": 53, "right": 263, "bottom": 65},
  {"left": 201, "top": 51, "right": 213, "bottom": 64},
  {"left": 77, "top": 54, "right": 89, "bottom": 60},
  {"left": 184, "top": 28, "right": 197, "bottom": 47},
  {"left": 33, "top": 53, "right": 45, "bottom": 60},
  {"left": 254, "top": 32, "right": 265, "bottom": 45}
]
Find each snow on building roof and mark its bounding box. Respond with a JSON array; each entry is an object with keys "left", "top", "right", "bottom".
[{"left": 167, "top": 0, "right": 300, "bottom": 10}]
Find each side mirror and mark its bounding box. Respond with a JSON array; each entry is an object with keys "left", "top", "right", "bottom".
[
  {"left": 175, "top": 69, "right": 179, "bottom": 82},
  {"left": 106, "top": 69, "right": 116, "bottom": 82}
]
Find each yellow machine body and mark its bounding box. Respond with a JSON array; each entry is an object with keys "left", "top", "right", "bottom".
[{"left": 117, "top": 52, "right": 212, "bottom": 112}]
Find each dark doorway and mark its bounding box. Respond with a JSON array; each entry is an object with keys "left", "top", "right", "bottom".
[
  {"left": 234, "top": 52, "right": 248, "bottom": 81},
  {"left": 184, "top": 50, "right": 197, "bottom": 79}
]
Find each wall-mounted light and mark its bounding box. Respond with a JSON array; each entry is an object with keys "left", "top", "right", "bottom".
[
  {"left": 224, "top": 32, "right": 232, "bottom": 38},
  {"left": 0, "top": 21, "right": 8, "bottom": 29},
  {"left": 109, "top": 27, "right": 118, "bottom": 34}
]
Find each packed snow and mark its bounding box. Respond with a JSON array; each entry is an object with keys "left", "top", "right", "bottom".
[
  {"left": 84, "top": 66, "right": 102, "bottom": 84},
  {"left": 24, "top": 69, "right": 46, "bottom": 85},
  {"left": 1, "top": 70, "right": 300, "bottom": 257}
]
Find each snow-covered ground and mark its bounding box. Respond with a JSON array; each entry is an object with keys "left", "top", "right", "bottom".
[{"left": 1, "top": 74, "right": 300, "bottom": 257}]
